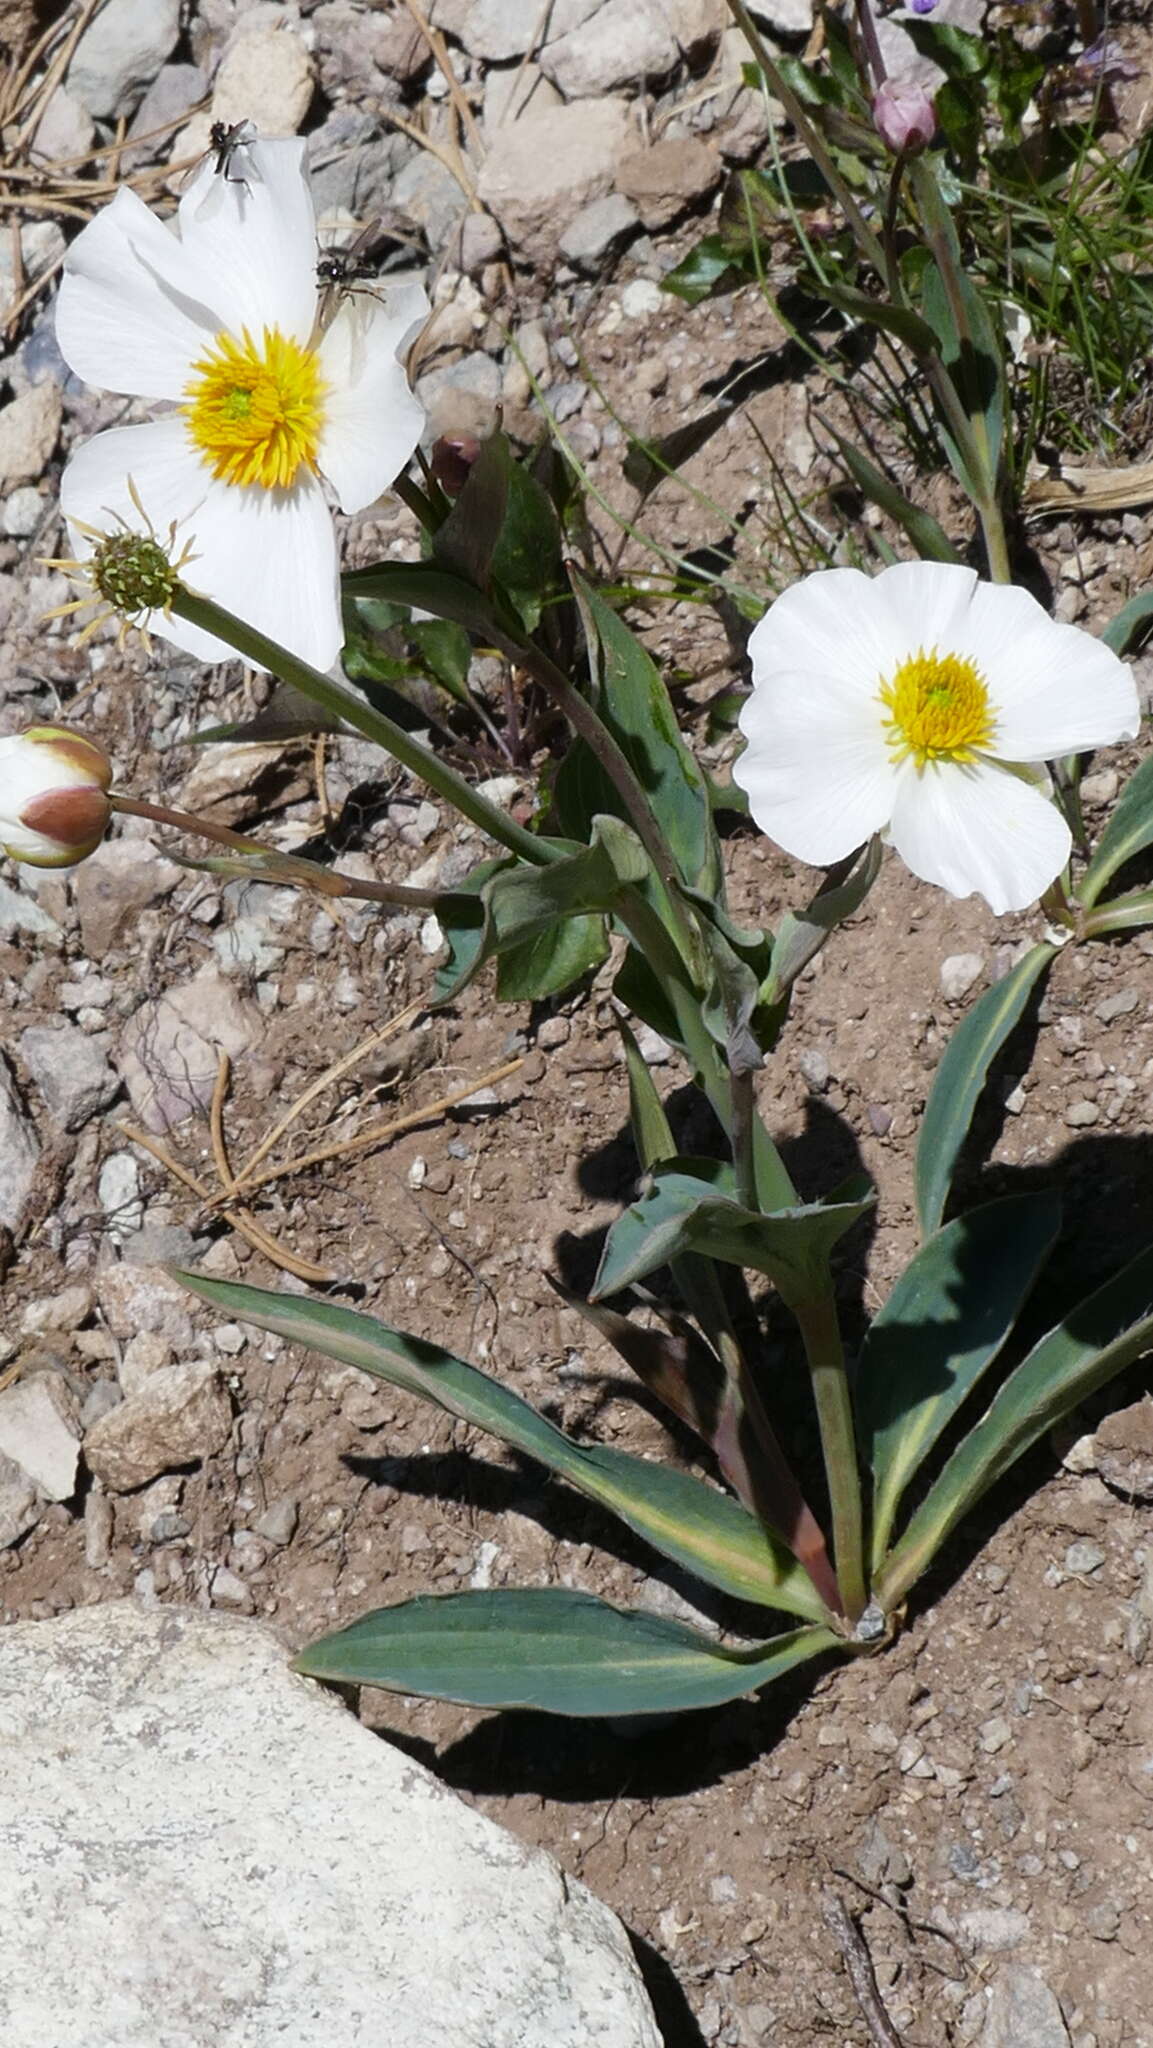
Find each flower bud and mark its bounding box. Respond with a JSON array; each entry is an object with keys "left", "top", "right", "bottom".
[
  {"left": 429, "top": 433, "right": 482, "bottom": 497},
  {"left": 0, "top": 726, "right": 113, "bottom": 868},
  {"left": 872, "top": 78, "right": 938, "bottom": 156}
]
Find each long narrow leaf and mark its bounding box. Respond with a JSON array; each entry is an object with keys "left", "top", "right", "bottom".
[
  {"left": 876, "top": 1241, "right": 1153, "bottom": 1610},
  {"left": 860, "top": 1191, "right": 1060, "bottom": 1570},
  {"left": 295, "top": 1588, "right": 839, "bottom": 1714},
  {"left": 915, "top": 941, "right": 1057, "bottom": 1238},
  {"left": 174, "top": 1270, "right": 826, "bottom": 1621},
  {"left": 1079, "top": 752, "right": 1153, "bottom": 910}
]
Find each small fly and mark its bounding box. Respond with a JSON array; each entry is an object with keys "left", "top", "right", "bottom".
[
  {"left": 313, "top": 216, "right": 424, "bottom": 331},
  {"left": 209, "top": 118, "right": 258, "bottom": 185},
  {"left": 315, "top": 220, "right": 382, "bottom": 327}
]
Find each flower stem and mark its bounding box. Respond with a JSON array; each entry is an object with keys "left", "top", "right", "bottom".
[
  {"left": 109, "top": 795, "right": 445, "bottom": 908},
  {"left": 792, "top": 1281, "right": 867, "bottom": 1624},
  {"left": 168, "top": 585, "right": 554, "bottom": 870}
]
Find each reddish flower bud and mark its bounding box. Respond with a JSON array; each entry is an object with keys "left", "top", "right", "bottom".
[
  {"left": 430, "top": 433, "right": 482, "bottom": 497},
  {"left": 0, "top": 726, "right": 113, "bottom": 868},
  {"left": 872, "top": 78, "right": 938, "bottom": 156}
]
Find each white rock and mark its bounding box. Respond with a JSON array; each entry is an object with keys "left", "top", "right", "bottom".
[
  {"left": 0, "top": 1451, "right": 42, "bottom": 1550},
  {"left": 620, "top": 278, "right": 664, "bottom": 318},
  {"left": 463, "top": 0, "right": 601, "bottom": 59},
  {"left": 95, "top": 1261, "right": 196, "bottom": 1349},
  {"left": 84, "top": 1359, "right": 231, "bottom": 1492},
  {"left": 978, "top": 1964, "right": 1071, "bottom": 2046},
  {"left": 98, "top": 1150, "right": 144, "bottom": 1239},
  {"left": 211, "top": 23, "right": 314, "bottom": 136},
  {"left": 20, "top": 1284, "right": 93, "bottom": 1337},
  {"left": 3, "top": 485, "right": 45, "bottom": 537},
  {"left": 0, "top": 1605, "right": 660, "bottom": 2048},
  {"left": 0, "top": 1375, "right": 81, "bottom": 1502},
  {"left": 541, "top": 0, "right": 680, "bottom": 97},
  {"left": 66, "top": 0, "right": 182, "bottom": 117},
  {"left": 0, "top": 1055, "right": 41, "bottom": 1233},
  {"left": 0, "top": 383, "right": 62, "bottom": 487},
  {"left": 939, "top": 952, "right": 984, "bottom": 1002},
  {"left": 19, "top": 1022, "right": 118, "bottom": 1133},
  {"left": 116, "top": 964, "right": 261, "bottom": 1133}
]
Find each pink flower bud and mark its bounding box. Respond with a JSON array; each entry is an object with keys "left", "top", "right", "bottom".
[
  {"left": 872, "top": 78, "right": 938, "bottom": 156},
  {"left": 0, "top": 726, "right": 113, "bottom": 868}
]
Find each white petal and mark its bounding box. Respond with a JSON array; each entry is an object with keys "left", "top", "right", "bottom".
[
  {"left": 735, "top": 667, "right": 896, "bottom": 864},
  {"left": 60, "top": 418, "right": 341, "bottom": 673},
  {"left": 316, "top": 282, "right": 429, "bottom": 512},
  {"left": 177, "top": 138, "right": 318, "bottom": 344},
  {"left": 56, "top": 188, "right": 223, "bottom": 399},
  {"left": 748, "top": 567, "right": 911, "bottom": 702},
  {"left": 888, "top": 756, "right": 1071, "bottom": 913},
  {"left": 868, "top": 560, "right": 983, "bottom": 653},
  {"left": 964, "top": 599, "right": 1139, "bottom": 759}
]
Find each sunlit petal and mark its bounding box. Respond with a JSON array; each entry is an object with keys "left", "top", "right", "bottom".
[
  {"left": 889, "top": 755, "right": 1072, "bottom": 913},
  {"left": 735, "top": 668, "right": 895, "bottom": 864},
  {"left": 317, "top": 281, "right": 429, "bottom": 512}
]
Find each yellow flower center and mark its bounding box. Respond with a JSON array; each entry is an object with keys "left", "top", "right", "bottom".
[
  {"left": 183, "top": 326, "right": 326, "bottom": 491},
  {"left": 878, "top": 647, "right": 996, "bottom": 768}
]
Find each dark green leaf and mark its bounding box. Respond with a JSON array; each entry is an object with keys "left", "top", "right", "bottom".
[
  {"left": 295, "top": 1589, "right": 839, "bottom": 1715},
  {"left": 915, "top": 941, "right": 1057, "bottom": 1238},
  {"left": 433, "top": 816, "right": 646, "bottom": 1004},
  {"left": 1102, "top": 589, "right": 1153, "bottom": 659},
  {"left": 172, "top": 1270, "right": 826, "bottom": 1619},
  {"left": 823, "top": 426, "right": 963, "bottom": 564},
  {"left": 920, "top": 260, "right": 1005, "bottom": 499},
  {"left": 1081, "top": 887, "right": 1153, "bottom": 939},
  {"left": 902, "top": 18, "right": 990, "bottom": 77},
  {"left": 343, "top": 561, "right": 507, "bottom": 640},
  {"left": 1079, "top": 752, "right": 1153, "bottom": 910},
  {"left": 761, "top": 839, "right": 883, "bottom": 1007},
  {"left": 818, "top": 278, "right": 939, "bottom": 354},
  {"left": 571, "top": 573, "right": 723, "bottom": 897},
  {"left": 495, "top": 910, "right": 609, "bottom": 1001},
  {"left": 662, "top": 236, "right": 747, "bottom": 306},
  {"left": 592, "top": 1159, "right": 875, "bottom": 1312},
  {"left": 876, "top": 1240, "right": 1153, "bottom": 1611},
  {"left": 860, "top": 1191, "right": 1060, "bottom": 1568},
  {"left": 431, "top": 431, "right": 510, "bottom": 590}
]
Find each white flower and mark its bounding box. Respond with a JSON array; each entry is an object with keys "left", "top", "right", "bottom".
[
  {"left": 734, "top": 562, "right": 1140, "bottom": 914},
  {"left": 0, "top": 727, "right": 113, "bottom": 868},
  {"left": 55, "top": 137, "right": 428, "bottom": 673}
]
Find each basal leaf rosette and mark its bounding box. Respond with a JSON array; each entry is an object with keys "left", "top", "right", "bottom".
[
  {"left": 55, "top": 137, "right": 428, "bottom": 673},
  {"left": 734, "top": 563, "right": 1140, "bottom": 915}
]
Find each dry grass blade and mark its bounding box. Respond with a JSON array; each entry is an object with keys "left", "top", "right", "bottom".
[
  {"left": 1024, "top": 461, "right": 1153, "bottom": 513},
  {"left": 399, "top": 0, "right": 485, "bottom": 159},
  {"left": 117, "top": 1115, "right": 337, "bottom": 1285},
  {"left": 230, "top": 998, "right": 425, "bottom": 1190},
  {"left": 820, "top": 1890, "right": 906, "bottom": 2048},
  {"left": 214, "top": 1056, "right": 526, "bottom": 1206}
]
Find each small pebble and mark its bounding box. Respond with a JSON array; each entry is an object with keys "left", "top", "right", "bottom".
[
  {"left": 939, "top": 952, "right": 984, "bottom": 1002},
  {"left": 798, "top": 1048, "right": 830, "bottom": 1092},
  {"left": 1064, "top": 1540, "right": 1105, "bottom": 1576},
  {"left": 1065, "top": 1099, "right": 1100, "bottom": 1128}
]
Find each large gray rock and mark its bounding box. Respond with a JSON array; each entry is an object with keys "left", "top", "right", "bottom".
[
  {"left": 478, "top": 96, "right": 634, "bottom": 265},
  {"left": 66, "top": 0, "right": 182, "bottom": 118},
  {"left": 541, "top": 0, "right": 681, "bottom": 97},
  {"left": 0, "top": 1054, "right": 40, "bottom": 1233},
  {"left": 83, "top": 1359, "right": 232, "bottom": 1491},
  {"left": 0, "top": 1605, "right": 660, "bottom": 2048},
  {"left": 19, "top": 1022, "right": 118, "bottom": 1133},
  {"left": 978, "top": 1965, "right": 1070, "bottom": 2047}
]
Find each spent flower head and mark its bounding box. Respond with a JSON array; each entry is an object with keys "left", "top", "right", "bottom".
[
  {"left": 55, "top": 135, "right": 428, "bottom": 673},
  {"left": 0, "top": 726, "right": 113, "bottom": 868},
  {"left": 734, "top": 563, "right": 1140, "bottom": 915},
  {"left": 41, "top": 479, "right": 195, "bottom": 649}
]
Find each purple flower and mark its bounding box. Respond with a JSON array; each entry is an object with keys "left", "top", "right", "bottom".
[
  {"left": 1076, "top": 36, "right": 1139, "bottom": 84},
  {"left": 908, "top": 1, "right": 938, "bottom": 15}
]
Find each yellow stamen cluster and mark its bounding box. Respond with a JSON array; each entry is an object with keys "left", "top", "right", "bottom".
[
  {"left": 183, "top": 326, "right": 326, "bottom": 491},
  {"left": 879, "top": 647, "right": 996, "bottom": 768}
]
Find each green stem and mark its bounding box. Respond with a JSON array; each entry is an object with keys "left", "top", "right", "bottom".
[
  {"left": 168, "top": 585, "right": 554, "bottom": 870},
  {"left": 730, "top": 1061, "right": 760, "bottom": 1214},
  {"left": 792, "top": 1281, "right": 867, "bottom": 1623},
  {"left": 109, "top": 795, "right": 445, "bottom": 908},
  {"left": 726, "top": 0, "right": 888, "bottom": 280},
  {"left": 493, "top": 614, "right": 704, "bottom": 975}
]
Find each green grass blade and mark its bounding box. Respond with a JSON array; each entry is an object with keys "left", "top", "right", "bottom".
[
  {"left": 174, "top": 1270, "right": 825, "bottom": 1621},
  {"left": 295, "top": 1588, "right": 839, "bottom": 1715},
  {"left": 875, "top": 1242, "right": 1153, "bottom": 1612},
  {"left": 860, "top": 1191, "right": 1060, "bottom": 1571},
  {"left": 1079, "top": 752, "right": 1153, "bottom": 910},
  {"left": 914, "top": 942, "right": 1057, "bottom": 1238}
]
